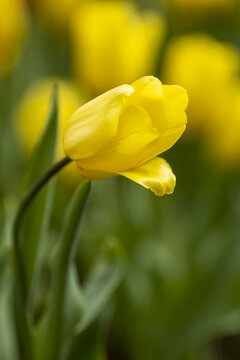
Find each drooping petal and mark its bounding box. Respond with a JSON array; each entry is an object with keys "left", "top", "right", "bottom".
[
  {"left": 76, "top": 104, "right": 159, "bottom": 172},
  {"left": 63, "top": 84, "right": 134, "bottom": 160},
  {"left": 118, "top": 157, "right": 176, "bottom": 196}
]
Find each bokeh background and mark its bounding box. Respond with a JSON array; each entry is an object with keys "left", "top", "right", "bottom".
[{"left": 1, "top": 0, "right": 240, "bottom": 359}]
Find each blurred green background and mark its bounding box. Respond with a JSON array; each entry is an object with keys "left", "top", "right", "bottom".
[{"left": 1, "top": 0, "right": 240, "bottom": 359}]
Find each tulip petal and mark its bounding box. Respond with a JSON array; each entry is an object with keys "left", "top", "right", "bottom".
[
  {"left": 161, "top": 84, "right": 188, "bottom": 129},
  {"left": 138, "top": 123, "right": 186, "bottom": 166},
  {"left": 118, "top": 157, "right": 176, "bottom": 196},
  {"left": 64, "top": 84, "right": 134, "bottom": 159},
  {"left": 141, "top": 85, "right": 187, "bottom": 157},
  {"left": 127, "top": 80, "right": 188, "bottom": 165},
  {"left": 76, "top": 104, "right": 159, "bottom": 172},
  {"left": 132, "top": 79, "right": 188, "bottom": 131},
  {"left": 131, "top": 75, "right": 163, "bottom": 98}
]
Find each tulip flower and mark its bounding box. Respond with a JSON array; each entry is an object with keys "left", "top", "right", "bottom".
[
  {"left": 163, "top": 34, "right": 239, "bottom": 134},
  {"left": 63, "top": 76, "right": 188, "bottom": 196},
  {"left": 205, "top": 81, "right": 240, "bottom": 169},
  {"left": 71, "top": 2, "right": 165, "bottom": 94},
  {"left": 0, "top": 0, "right": 27, "bottom": 76}
]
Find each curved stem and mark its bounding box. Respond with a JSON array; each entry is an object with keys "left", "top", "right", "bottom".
[
  {"left": 13, "top": 156, "right": 72, "bottom": 301},
  {"left": 13, "top": 156, "right": 72, "bottom": 360}
]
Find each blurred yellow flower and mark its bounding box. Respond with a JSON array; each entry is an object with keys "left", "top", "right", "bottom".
[
  {"left": 16, "top": 78, "right": 84, "bottom": 184},
  {"left": 0, "top": 0, "right": 28, "bottom": 76},
  {"left": 163, "top": 34, "right": 239, "bottom": 134},
  {"left": 206, "top": 81, "right": 240, "bottom": 169},
  {"left": 64, "top": 76, "right": 188, "bottom": 196},
  {"left": 71, "top": 2, "right": 166, "bottom": 94}
]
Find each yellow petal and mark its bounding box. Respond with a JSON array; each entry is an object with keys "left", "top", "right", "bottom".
[
  {"left": 127, "top": 82, "right": 188, "bottom": 165},
  {"left": 118, "top": 157, "right": 176, "bottom": 196},
  {"left": 133, "top": 79, "right": 188, "bottom": 131},
  {"left": 76, "top": 104, "right": 159, "bottom": 172},
  {"left": 145, "top": 85, "right": 188, "bottom": 154},
  {"left": 161, "top": 84, "right": 188, "bottom": 129},
  {"left": 63, "top": 84, "right": 134, "bottom": 160},
  {"left": 131, "top": 75, "right": 163, "bottom": 98},
  {"left": 141, "top": 85, "right": 187, "bottom": 157}
]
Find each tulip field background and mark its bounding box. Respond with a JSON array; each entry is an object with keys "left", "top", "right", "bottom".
[{"left": 1, "top": 0, "right": 240, "bottom": 359}]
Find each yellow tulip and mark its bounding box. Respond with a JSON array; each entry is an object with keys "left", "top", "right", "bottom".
[
  {"left": 15, "top": 78, "right": 84, "bottom": 184},
  {"left": 71, "top": 2, "right": 165, "bottom": 94},
  {"left": 63, "top": 76, "right": 188, "bottom": 196},
  {"left": 163, "top": 34, "right": 239, "bottom": 134},
  {"left": 205, "top": 81, "right": 240, "bottom": 169},
  {"left": 0, "top": 0, "right": 27, "bottom": 75}
]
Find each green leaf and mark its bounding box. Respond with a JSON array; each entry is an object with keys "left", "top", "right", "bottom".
[
  {"left": 19, "top": 85, "right": 58, "bottom": 299},
  {"left": 62, "top": 238, "right": 125, "bottom": 360},
  {"left": 65, "top": 317, "right": 110, "bottom": 360},
  {"left": 76, "top": 237, "right": 125, "bottom": 334},
  {"left": 0, "top": 270, "right": 18, "bottom": 360},
  {"left": 0, "top": 247, "right": 10, "bottom": 285},
  {"left": 34, "top": 181, "right": 91, "bottom": 360},
  {"left": 63, "top": 265, "right": 84, "bottom": 334},
  {"left": 0, "top": 203, "right": 13, "bottom": 284},
  {"left": 12, "top": 86, "right": 59, "bottom": 360}
]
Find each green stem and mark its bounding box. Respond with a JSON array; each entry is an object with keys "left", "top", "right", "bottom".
[
  {"left": 13, "top": 156, "right": 72, "bottom": 359},
  {"left": 13, "top": 156, "right": 72, "bottom": 297}
]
